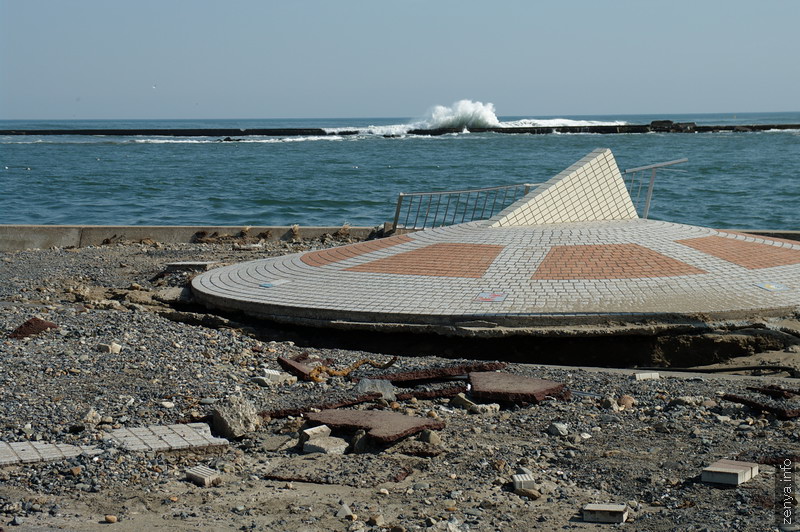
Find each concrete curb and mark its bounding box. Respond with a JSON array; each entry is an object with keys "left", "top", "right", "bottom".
[{"left": 0, "top": 225, "right": 380, "bottom": 252}]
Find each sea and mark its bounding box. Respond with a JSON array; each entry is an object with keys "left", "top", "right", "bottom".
[{"left": 2, "top": 102, "right": 799, "bottom": 230}]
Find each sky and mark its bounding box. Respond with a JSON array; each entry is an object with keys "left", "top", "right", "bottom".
[{"left": 1, "top": 0, "right": 798, "bottom": 120}]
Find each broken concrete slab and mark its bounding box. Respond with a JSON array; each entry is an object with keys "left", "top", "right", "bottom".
[
  {"left": 365, "top": 361, "right": 507, "bottom": 383},
  {"left": 634, "top": 372, "right": 660, "bottom": 381},
  {"left": 582, "top": 503, "right": 629, "bottom": 523},
  {"left": 185, "top": 465, "right": 221, "bottom": 487},
  {"left": 8, "top": 317, "right": 58, "bottom": 339},
  {"left": 306, "top": 409, "right": 445, "bottom": 444},
  {"left": 395, "top": 383, "right": 467, "bottom": 401},
  {"left": 722, "top": 393, "right": 800, "bottom": 419},
  {"left": 211, "top": 396, "right": 262, "bottom": 439},
  {"left": 109, "top": 423, "right": 228, "bottom": 452},
  {"left": 469, "top": 372, "right": 570, "bottom": 404},
  {"left": 264, "top": 454, "right": 414, "bottom": 487},
  {"left": 261, "top": 392, "right": 381, "bottom": 419},
  {"left": 386, "top": 439, "right": 444, "bottom": 458}
]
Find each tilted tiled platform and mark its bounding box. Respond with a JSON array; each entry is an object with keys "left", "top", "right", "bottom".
[{"left": 192, "top": 149, "right": 800, "bottom": 335}]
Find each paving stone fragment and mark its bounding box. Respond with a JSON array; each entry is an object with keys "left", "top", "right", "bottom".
[
  {"left": 0, "top": 441, "right": 98, "bottom": 466},
  {"left": 512, "top": 473, "right": 536, "bottom": 490},
  {"left": 701, "top": 459, "right": 759, "bottom": 485},
  {"left": 634, "top": 372, "right": 660, "bottom": 381},
  {"left": 109, "top": 423, "right": 228, "bottom": 452},
  {"left": 8, "top": 317, "right": 58, "bottom": 339},
  {"left": 469, "top": 372, "right": 570, "bottom": 403},
  {"left": 306, "top": 409, "right": 445, "bottom": 444},
  {"left": 261, "top": 369, "right": 297, "bottom": 385},
  {"left": 185, "top": 465, "right": 221, "bottom": 487},
  {"left": 582, "top": 503, "right": 629, "bottom": 523}
]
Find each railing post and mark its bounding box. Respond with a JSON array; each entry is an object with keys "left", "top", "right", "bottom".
[
  {"left": 393, "top": 194, "right": 405, "bottom": 231},
  {"left": 642, "top": 168, "right": 657, "bottom": 219}
]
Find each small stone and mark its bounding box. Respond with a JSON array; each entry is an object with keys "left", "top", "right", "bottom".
[
  {"left": 617, "top": 395, "right": 636, "bottom": 409},
  {"left": 367, "top": 514, "right": 385, "bottom": 526},
  {"left": 211, "top": 396, "right": 261, "bottom": 439},
  {"left": 600, "top": 396, "right": 621, "bottom": 411},
  {"left": 82, "top": 407, "right": 102, "bottom": 424},
  {"left": 418, "top": 429, "right": 442, "bottom": 446},
  {"left": 70, "top": 466, "right": 82, "bottom": 476},
  {"left": 336, "top": 503, "right": 355, "bottom": 519},
  {"left": 303, "top": 436, "right": 348, "bottom": 455},
  {"left": 547, "top": 422, "right": 568, "bottom": 436},
  {"left": 468, "top": 403, "right": 500, "bottom": 415},
  {"left": 104, "top": 515, "right": 118, "bottom": 523},
  {"left": 449, "top": 393, "right": 477, "bottom": 409},
  {"left": 161, "top": 401, "right": 175, "bottom": 409},
  {"left": 97, "top": 342, "right": 122, "bottom": 354}
]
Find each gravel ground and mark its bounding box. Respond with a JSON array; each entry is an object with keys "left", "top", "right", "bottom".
[{"left": 1, "top": 236, "right": 799, "bottom": 531}]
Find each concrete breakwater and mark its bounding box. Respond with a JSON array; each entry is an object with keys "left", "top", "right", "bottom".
[{"left": 2, "top": 121, "right": 799, "bottom": 137}]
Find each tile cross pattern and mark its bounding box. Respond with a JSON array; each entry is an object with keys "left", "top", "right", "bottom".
[
  {"left": 677, "top": 235, "right": 800, "bottom": 269},
  {"left": 346, "top": 243, "right": 505, "bottom": 278},
  {"left": 532, "top": 243, "right": 707, "bottom": 280}
]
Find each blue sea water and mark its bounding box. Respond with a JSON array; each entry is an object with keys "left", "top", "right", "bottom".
[{"left": 2, "top": 105, "right": 799, "bottom": 229}]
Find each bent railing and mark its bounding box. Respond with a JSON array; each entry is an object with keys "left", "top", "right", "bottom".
[
  {"left": 623, "top": 158, "right": 688, "bottom": 219},
  {"left": 392, "top": 182, "right": 538, "bottom": 230}
]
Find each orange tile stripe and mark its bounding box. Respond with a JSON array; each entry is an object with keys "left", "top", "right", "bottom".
[
  {"left": 677, "top": 236, "right": 800, "bottom": 269},
  {"left": 532, "top": 243, "right": 707, "bottom": 280},
  {"left": 300, "top": 235, "right": 413, "bottom": 267},
  {"left": 718, "top": 231, "right": 800, "bottom": 248},
  {"left": 346, "top": 243, "right": 505, "bottom": 278}
]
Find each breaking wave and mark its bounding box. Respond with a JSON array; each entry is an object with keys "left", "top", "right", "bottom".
[{"left": 324, "top": 99, "right": 627, "bottom": 136}]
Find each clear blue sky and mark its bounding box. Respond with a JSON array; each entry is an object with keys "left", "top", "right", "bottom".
[{"left": 1, "top": 0, "right": 798, "bottom": 119}]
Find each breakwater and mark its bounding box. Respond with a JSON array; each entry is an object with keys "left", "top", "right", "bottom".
[{"left": 2, "top": 121, "right": 799, "bottom": 137}]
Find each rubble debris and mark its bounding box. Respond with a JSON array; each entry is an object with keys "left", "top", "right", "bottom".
[
  {"left": 307, "top": 356, "right": 398, "bottom": 383},
  {"left": 0, "top": 441, "right": 99, "bottom": 466},
  {"left": 722, "top": 393, "right": 800, "bottom": 419},
  {"left": 547, "top": 423, "right": 569, "bottom": 437},
  {"left": 582, "top": 503, "right": 629, "bottom": 523},
  {"left": 366, "top": 361, "right": 507, "bottom": 383},
  {"left": 261, "top": 369, "right": 297, "bottom": 385},
  {"left": 512, "top": 473, "right": 536, "bottom": 491},
  {"left": 185, "top": 465, "right": 222, "bottom": 487},
  {"left": 300, "top": 425, "right": 331, "bottom": 443},
  {"left": 701, "top": 459, "right": 759, "bottom": 485},
  {"left": 211, "top": 396, "right": 262, "bottom": 439},
  {"left": 469, "top": 372, "right": 570, "bottom": 404},
  {"left": 469, "top": 403, "right": 500, "bottom": 415},
  {"left": 264, "top": 454, "right": 413, "bottom": 487},
  {"left": 8, "top": 317, "right": 58, "bottom": 339},
  {"left": 306, "top": 409, "right": 445, "bottom": 444},
  {"left": 277, "top": 354, "right": 331, "bottom": 381},
  {"left": 354, "top": 378, "right": 397, "bottom": 400},
  {"left": 260, "top": 392, "right": 381, "bottom": 419},
  {"left": 634, "top": 372, "right": 660, "bottom": 380}
]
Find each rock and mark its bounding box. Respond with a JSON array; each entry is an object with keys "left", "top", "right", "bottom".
[
  {"left": 161, "top": 401, "right": 175, "bottom": 408},
  {"left": 354, "top": 378, "right": 396, "bottom": 401},
  {"left": 336, "top": 503, "right": 355, "bottom": 519},
  {"left": 104, "top": 514, "right": 118, "bottom": 523},
  {"left": 618, "top": 395, "right": 636, "bottom": 409},
  {"left": 367, "top": 514, "right": 385, "bottom": 526},
  {"left": 82, "top": 407, "right": 102, "bottom": 425},
  {"left": 449, "top": 393, "right": 477, "bottom": 409},
  {"left": 350, "top": 429, "right": 370, "bottom": 453},
  {"left": 303, "top": 436, "right": 348, "bottom": 454},
  {"left": 547, "top": 422, "right": 569, "bottom": 436},
  {"left": 260, "top": 369, "right": 297, "bottom": 385},
  {"left": 211, "top": 396, "right": 262, "bottom": 439},
  {"left": 97, "top": 342, "right": 122, "bottom": 354},
  {"left": 418, "top": 429, "right": 442, "bottom": 446},
  {"left": 469, "top": 403, "right": 500, "bottom": 415},
  {"left": 600, "top": 396, "right": 621, "bottom": 411},
  {"left": 153, "top": 286, "right": 194, "bottom": 304},
  {"left": 515, "top": 487, "right": 543, "bottom": 499}
]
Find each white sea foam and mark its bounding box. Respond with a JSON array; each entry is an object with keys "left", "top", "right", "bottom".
[{"left": 324, "top": 99, "right": 627, "bottom": 136}]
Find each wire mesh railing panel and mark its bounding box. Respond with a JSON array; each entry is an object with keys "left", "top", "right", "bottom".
[
  {"left": 623, "top": 158, "right": 688, "bottom": 219},
  {"left": 393, "top": 183, "right": 537, "bottom": 230}
]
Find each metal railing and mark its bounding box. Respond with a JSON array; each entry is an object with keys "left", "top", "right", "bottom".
[
  {"left": 392, "top": 182, "right": 538, "bottom": 230},
  {"left": 623, "top": 158, "right": 688, "bottom": 218}
]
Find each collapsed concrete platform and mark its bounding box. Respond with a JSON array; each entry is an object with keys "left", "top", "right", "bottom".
[{"left": 192, "top": 149, "right": 800, "bottom": 337}]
